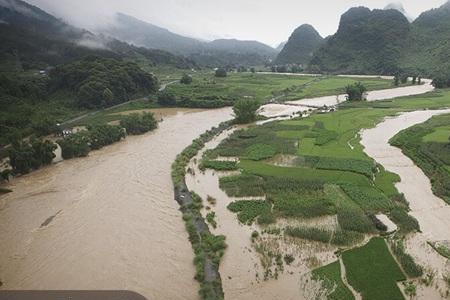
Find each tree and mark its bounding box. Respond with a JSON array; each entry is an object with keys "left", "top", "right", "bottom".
[
  {"left": 157, "top": 91, "right": 177, "bottom": 106},
  {"left": 345, "top": 82, "right": 367, "bottom": 101},
  {"left": 250, "top": 67, "right": 256, "bottom": 73},
  {"left": 215, "top": 68, "right": 227, "bottom": 78},
  {"left": 233, "top": 99, "right": 260, "bottom": 124},
  {"left": 31, "top": 115, "right": 58, "bottom": 136},
  {"left": 120, "top": 112, "right": 158, "bottom": 135},
  {"left": 394, "top": 75, "right": 400, "bottom": 86},
  {"left": 180, "top": 74, "right": 193, "bottom": 84}
]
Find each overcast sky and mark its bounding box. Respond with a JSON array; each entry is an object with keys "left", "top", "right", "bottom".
[{"left": 27, "top": 0, "right": 447, "bottom": 47}]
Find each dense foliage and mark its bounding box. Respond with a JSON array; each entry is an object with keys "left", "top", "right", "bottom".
[
  {"left": 214, "top": 68, "right": 227, "bottom": 78},
  {"left": 51, "top": 57, "right": 159, "bottom": 109},
  {"left": 8, "top": 138, "right": 56, "bottom": 174}
]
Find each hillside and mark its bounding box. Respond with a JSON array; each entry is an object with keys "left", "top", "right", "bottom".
[
  {"left": 101, "top": 13, "right": 276, "bottom": 66},
  {"left": 400, "top": 1, "right": 450, "bottom": 76},
  {"left": 309, "top": 7, "right": 410, "bottom": 75},
  {"left": 275, "top": 24, "right": 324, "bottom": 65},
  {"left": 0, "top": 0, "right": 195, "bottom": 71}
]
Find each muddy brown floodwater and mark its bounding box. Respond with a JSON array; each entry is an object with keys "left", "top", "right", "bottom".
[{"left": 0, "top": 107, "right": 232, "bottom": 299}]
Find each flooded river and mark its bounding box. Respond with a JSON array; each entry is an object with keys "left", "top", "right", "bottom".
[
  {"left": 0, "top": 75, "right": 442, "bottom": 300},
  {"left": 0, "top": 108, "right": 232, "bottom": 299}
]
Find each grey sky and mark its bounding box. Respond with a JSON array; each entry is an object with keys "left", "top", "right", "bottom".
[{"left": 27, "top": 0, "right": 447, "bottom": 47}]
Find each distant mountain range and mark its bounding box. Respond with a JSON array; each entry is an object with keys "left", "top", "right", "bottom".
[
  {"left": 275, "top": 24, "right": 324, "bottom": 66},
  {"left": 99, "top": 13, "right": 278, "bottom": 67},
  {"left": 275, "top": 1, "right": 450, "bottom": 76}
]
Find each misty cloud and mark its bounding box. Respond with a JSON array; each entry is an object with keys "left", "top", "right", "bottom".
[{"left": 25, "top": 0, "right": 448, "bottom": 46}]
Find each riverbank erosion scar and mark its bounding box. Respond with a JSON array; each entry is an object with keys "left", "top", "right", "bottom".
[{"left": 172, "top": 121, "right": 233, "bottom": 299}]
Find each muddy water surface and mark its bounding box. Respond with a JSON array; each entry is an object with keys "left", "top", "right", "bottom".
[{"left": 0, "top": 107, "right": 232, "bottom": 299}]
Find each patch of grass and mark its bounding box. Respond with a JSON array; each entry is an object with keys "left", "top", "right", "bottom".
[
  {"left": 200, "top": 160, "right": 238, "bottom": 171},
  {"left": 427, "top": 241, "right": 450, "bottom": 259},
  {"left": 244, "top": 144, "right": 277, "bottom": 160},
  {"left": 389, "top": 208, "right": 420, "bottom": 235},
  {"left": 374, "top": 165, "right": 401, "bottom": 197},
  {"left": 339, "top": 183, "right": 394, "bottom": 212},
  {"left": 219, "top": 174, "right": 265, "bottom": 197},
  {"left": 227, "top": 200, "right": 272, "bottom": 225},
  {"left": 296, "top": 155, "right": 375, "bottom": 177},
  {"left": 312, "top": 261, "right": 356, "bottom": 300},
  {"left": 285, "top": 226, "right": 364, "bottom": 246},
  {"left": 206, "top": 212, "right": 217, "bottom": 229},
  {"left": 342, "top": 237, "right": 406, "bottom": 300},
  {"left": 240, "top": 160, "right": 372, "bottom": 187},
  {"left": 390, "top": 239, "right": 423, "bottom": 278}
]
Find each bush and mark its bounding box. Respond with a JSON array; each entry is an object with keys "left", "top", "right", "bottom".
[
  {"left": 180, "top": 74, "right": 193, "bottom": 84},
  {"left": 345, "top": 82, "right": 367, "bottom": 101},
  {"left": 87, "top": 124, "right": 125, "bottom": 150},
  {"left": 389, "top": 207, "right": 420, "bottom": 234},
  {"left": 9, "top": 138, "right": 57, "bottom": 174},
  {"left": 215, "top": 68, "right": 227, "bottom": 78},
  {"left": 58, "top": 132, "right": 90, "bottom": 159},
  {"left": 157, "top": 91, "right": 177, "bottom": 106},
  {"left": 120, "top": 112, "right": 157, "bottom": 135}
]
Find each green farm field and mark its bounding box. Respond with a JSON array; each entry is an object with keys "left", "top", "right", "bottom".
[{"left": 342, "top": 237, "right": 406, "bottom": 300}]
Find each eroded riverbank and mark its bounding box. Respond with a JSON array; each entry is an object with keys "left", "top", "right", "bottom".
[{"left": 0, "top": 107, "right": 232, "bottom": 299}]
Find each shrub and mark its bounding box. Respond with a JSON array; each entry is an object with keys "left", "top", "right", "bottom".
[{"left": 284, "top": 254, "right": 295, "bottom": 265}]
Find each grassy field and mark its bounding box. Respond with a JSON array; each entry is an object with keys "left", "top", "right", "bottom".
[
  {"left": 166, "top": 73, "right": 394, "bottom": 105},
  {"left": 312, "top": 261, "right": 355, "bottom": 300},
  {"left": 342, "top": 237, "right": 406, "bottom": 300}
]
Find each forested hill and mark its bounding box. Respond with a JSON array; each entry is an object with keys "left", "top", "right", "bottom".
[
  {"left": 0, "top": 0, "right": 195, "bottom": 71},
  {"left": 400, "top": 1, "right": 450, "bottom": 77},
  {"left": 309, "top": 7, "right": 410, "bottom": 75},
  {"left": 275, "top": 24, "right": 324, "bottom": 65}
]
